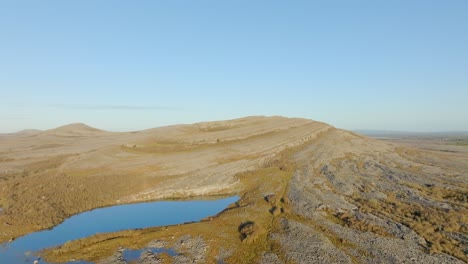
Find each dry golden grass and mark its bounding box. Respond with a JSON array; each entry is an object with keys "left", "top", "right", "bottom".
[
  {"left": 41, "top": 166, "right": 294, "bottom": 263},
  {"left": 120, "top": 129, "right": 286, "bottom": 155},
  {"left": 351, "top": 192, "right": 467, "bottom": 262},
  {"left": 0, "top": 165, "right": 172, "bottom": 243},
  {"left": 325, "top": 209, "right": 393, "bottom": 238},
  {"left": 40, "top": 141, "right": 311, "bottom": 263},
  {"left": 42, "top": 137, "right": 381, "bottom": 263},
  {"left": 121, "top": 141, "right": 201, "bottom": 153},
  {"left": 286, "top": 212, "right": 361, "bottom": 264}
]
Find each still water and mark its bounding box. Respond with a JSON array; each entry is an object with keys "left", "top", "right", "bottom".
[{"left": 0, "top": 196, "right": 238, "bottom": 263}]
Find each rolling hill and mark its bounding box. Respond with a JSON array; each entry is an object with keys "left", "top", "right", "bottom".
[{"left": 0, "top": 116, "right": 466, "bottom": 263}]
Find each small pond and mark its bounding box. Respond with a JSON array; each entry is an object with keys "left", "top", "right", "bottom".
[{"left": 0, "top": 196, "right": 239, "bottom": 263}]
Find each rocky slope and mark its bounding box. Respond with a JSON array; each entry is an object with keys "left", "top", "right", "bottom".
[
  {"left": 276, "top": 129, "right": 467, "bottom": 263},
  {"left": 0, "top": 116, "right": 330, "bottom": 242},
  {"left": 0, "top": 116, "right": 466, "bottom": 263}
]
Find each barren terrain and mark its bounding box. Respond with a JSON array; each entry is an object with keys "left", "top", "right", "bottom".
[{"left": 0, "top": 116, "right": 466, "bottom": 263}]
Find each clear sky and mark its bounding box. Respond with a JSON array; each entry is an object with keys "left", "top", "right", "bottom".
[{"left": 1, "top": 1, "right": 467, "bottom": 133}]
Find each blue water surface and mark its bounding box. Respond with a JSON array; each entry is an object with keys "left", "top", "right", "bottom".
[
  {"left": 123, "top": 247, "right": 177, "bottom": 261},
  {"left": 0, "top": 196, "right": 238, "bottom": 264}
]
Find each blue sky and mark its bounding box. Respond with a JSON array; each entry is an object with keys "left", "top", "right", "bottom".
[{"left": 1, "top": 1, "right": 467, "bottom": 132}]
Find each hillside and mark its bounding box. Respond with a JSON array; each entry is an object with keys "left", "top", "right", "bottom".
[{"left": 0, "top": 116, "right": 466, "bottom": 263}]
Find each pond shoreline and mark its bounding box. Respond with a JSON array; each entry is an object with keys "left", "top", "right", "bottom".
[{"left": 0, "top": 196, "right": 239, "bottom": 264}]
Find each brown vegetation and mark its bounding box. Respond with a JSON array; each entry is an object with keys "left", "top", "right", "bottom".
[{"left": 1, "top": 116, "right": 466, "bottom": 263}]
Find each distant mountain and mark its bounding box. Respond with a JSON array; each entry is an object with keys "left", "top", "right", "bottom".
[
  {"left": 0, "top": 129, "right": 41, "bottom": 138},
  {"left": 15, "top": 129, "right": 42, "bottom": 135},
  {"left": 355, "top": 130, "right": 468, "bottom": 138},
  {"left": 40, "top": 123, "right": 108, "bottom": 136}
]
